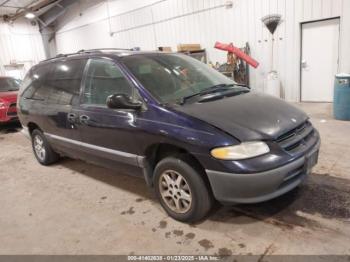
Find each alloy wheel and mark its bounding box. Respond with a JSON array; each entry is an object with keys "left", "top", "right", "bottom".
[
  {"left": 33, "top": 135, "right": 46, "bottom": 161},
  {"left": 159, "top": 170, "right": 192, "bottom": 213}
]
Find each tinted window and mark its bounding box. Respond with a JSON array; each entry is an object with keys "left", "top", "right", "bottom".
[
  {"left": 0, "top": 78, "right": 21, "bottom": 92},
  {"left": 83, "top": 59, "right": 132, "bottom": 105},
  {"left": 19, "top": 73, "right": 32, "bottom": 96},
  {"left": 22, "top": 65, "right": 52, "bottom": 100},
  {"left": 47, "top": 59, "right": 86, "bottom": 105}
]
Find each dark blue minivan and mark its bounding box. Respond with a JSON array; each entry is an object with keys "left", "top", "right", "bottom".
[{"left": 18, "top": 49, "right": 320, "bottom": 222}]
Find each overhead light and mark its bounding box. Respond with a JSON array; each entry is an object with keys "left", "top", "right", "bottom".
[{"left": 25, "top": 12, "right": 36, "bottom": 19}]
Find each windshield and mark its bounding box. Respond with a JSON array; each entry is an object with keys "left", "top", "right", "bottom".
[
  {"left": 121, "top": 53, "right": 247, "bottom": 104},
  {"left": 0, "top": 78, "right": 21, "bottom": 92}
]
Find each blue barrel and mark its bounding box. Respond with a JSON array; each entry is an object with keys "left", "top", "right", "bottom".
[{"left": 333, "top": 73, "right": 350, "bottom": 120}]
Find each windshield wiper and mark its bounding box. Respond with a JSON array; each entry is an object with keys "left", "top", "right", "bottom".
[
  {"left": 233, "top": 83, "right": 251, "bottom": 89},
  {"left": 180, "top": 84, "right": 234, "bottom": 104},
  {"left": 198, "top": 88, "right": 249, "bottom": 102}
]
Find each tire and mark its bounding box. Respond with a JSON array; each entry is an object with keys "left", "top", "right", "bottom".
[
  {"left": 154, "top": 155, "right": 213, "bottom": 223},
  {"left": 31, "top": 129, "right": 59, "bottom": 165}
]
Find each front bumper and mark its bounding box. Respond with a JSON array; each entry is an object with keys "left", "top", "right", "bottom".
[
  {"left": 0, "top": 107, "right": 18, "bottom": 123},
  {"left": 206, "top": 140, "right": 320, "bottom": 204}
]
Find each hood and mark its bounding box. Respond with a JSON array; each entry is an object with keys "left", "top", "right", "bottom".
[
  {"left": 0, "top": 91, "right": 18, "bottom": 103},
  {"left": 174, "top": 92, "right": 308, "bottom": 141}
]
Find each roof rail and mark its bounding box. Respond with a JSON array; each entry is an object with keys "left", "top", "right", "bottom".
[
  {"left": 77, "top": 48, "right": 133, "bottom": 53},
  {"left": 40, "top": 52, "right": 81, "bottom": 63},
  {"left": 39, "top": 48, "right": 135, "bottom": 63}
]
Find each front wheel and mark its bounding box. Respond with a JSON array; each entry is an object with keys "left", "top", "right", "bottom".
[{"left": 154, "top": 156, "right": 213, "bottom": 223}]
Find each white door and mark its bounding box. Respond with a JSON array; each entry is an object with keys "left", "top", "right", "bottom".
[{"left": 301, "top": 19, "right": 339, "bottom": 102}]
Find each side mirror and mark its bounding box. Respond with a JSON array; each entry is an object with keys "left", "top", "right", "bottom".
[{"left": 106, "top": 94, "right": 143, "bottom": 110}]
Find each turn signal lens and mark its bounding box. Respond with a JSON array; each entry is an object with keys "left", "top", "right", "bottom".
[{"left": 211, "top": 142, "right": 270, "bottom": 160}]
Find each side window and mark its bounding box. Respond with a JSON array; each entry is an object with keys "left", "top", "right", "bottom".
[
  {"left": 22, "top": 65, "right": 52, "bottom": 100},
  {"left": 47, "top": 59, "right": 87, "bottom": 105},
  {"left": 83, "top": 59, "right": 133, "bottom": 106}
]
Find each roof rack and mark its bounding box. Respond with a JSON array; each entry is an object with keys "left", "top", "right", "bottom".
[
  {"left": 77, "top": 48, "right": 133, "bottom": 53},
  {"left": 40, "top": 48, "right": 134, "bottom": 63}
]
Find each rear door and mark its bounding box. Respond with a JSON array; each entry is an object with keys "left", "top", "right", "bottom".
[
  {"left": 43, "top": 59, "right": 88, "bottom": 154},
  {"left": 74, "top": 58, "right": 143, "bottom": 175}
]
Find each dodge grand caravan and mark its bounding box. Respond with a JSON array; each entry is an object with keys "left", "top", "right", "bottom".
[{"left": 18, "top": 49, "right": 320, "bottom": 222}]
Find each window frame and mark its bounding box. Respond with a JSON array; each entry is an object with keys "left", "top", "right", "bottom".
[{"left": 79, "top": 57, "right": 139, "bottom": 109}]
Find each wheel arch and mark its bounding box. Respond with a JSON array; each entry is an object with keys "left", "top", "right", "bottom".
[
  {"left": 27, "top": 122, "right": 41, "bottom": 135},
  {"left": 142, "top": 143, "right": 209, "bottom": 188}
]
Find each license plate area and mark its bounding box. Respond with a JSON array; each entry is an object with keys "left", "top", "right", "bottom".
[{"left": 305, "top": 149, "right": 319, "bottom": 173}]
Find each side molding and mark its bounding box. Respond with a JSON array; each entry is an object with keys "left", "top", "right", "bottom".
[{"left": 45, "top": 132, "right": 145, "bottom": 168}]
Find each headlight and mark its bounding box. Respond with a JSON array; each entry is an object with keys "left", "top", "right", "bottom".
[
  {"left": 211, "top": 141, "right": 270, "bottom": 160},
  {"left": 0, "top": 99, "right": 5, "bottom": 109}
]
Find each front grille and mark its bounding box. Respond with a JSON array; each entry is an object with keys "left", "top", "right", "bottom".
[
  {"left": 7, "top": 103, "right": 17, "bottom": 117},
  {"left": 276, "top": 121, "right": 314, "bottom": 153}
]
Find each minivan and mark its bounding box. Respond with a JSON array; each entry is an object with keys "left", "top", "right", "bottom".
[{"left": 18, "top": 49, "right": 320, "bottom": 222}]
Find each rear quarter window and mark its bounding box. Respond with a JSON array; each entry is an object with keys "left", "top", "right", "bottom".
[{"left": 22, "top": 65, "right": 52, "bottom": 100}]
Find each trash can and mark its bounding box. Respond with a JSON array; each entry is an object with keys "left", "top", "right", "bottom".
[
  {"left": 333, "top": 73, "right": 350, "bottom": 120},
  {"left": 264, "top": 71, "right": 281, "bottom": 98}
]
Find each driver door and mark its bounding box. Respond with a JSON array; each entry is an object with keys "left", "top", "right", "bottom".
[{"left": 75, "top": 58, "right": 143, "bottom": 175}]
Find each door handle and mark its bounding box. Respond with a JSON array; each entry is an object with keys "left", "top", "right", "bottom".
[
  {"left": 67, "top": 113, "right": 77, "bottom": 123},
  {"left": 301, "top": 59, "right": 307, "bottom": 69},
  {"left": 79, "top": 115, "right": 90, "bottom": 125}
]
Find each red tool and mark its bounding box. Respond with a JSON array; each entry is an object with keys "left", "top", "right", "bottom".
[{"left": 214, "top": 41, "right": 259, "bottom": 68}]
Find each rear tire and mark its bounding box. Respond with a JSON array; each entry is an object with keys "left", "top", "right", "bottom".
[
  {"left": 154, "top": 155, "right": 213, "bottom": 223},
  {"left": 31, "top": 129, "right": 59, "bottom": 165}
]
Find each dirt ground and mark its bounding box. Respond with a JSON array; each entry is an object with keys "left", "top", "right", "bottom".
[{"left": 0, "top": 103, "right": 349, "bottom": 255}]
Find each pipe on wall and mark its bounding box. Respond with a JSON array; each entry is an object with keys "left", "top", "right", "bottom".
[{"left": 110, "top": 1, "right": 229, "bottom": 36}]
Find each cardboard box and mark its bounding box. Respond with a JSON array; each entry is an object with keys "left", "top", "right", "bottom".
[
  {"left": 177, "top": 44, "right": 201, "bottom": 52},
  {"left": 158, "top": 46, "right": 172, "bottom": 52}
]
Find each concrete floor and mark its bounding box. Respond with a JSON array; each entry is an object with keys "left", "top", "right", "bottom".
[{"left": 0, "top": 103, "right": 350, "bottom": 255}]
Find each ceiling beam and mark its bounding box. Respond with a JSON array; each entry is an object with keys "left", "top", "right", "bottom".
[
  {"left": 0, "top": 0, "right": 11, "bottom": 7},
  {"left": 4, "top": 0, "right": 57, "bottom": 21}
]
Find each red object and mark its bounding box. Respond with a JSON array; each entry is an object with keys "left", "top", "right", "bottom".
[
  {"left": 214, "top": 42, "right": 259, "bottom": 68},
  {"left": 0, "top": 89, "right": 18, "bottom": 123}
]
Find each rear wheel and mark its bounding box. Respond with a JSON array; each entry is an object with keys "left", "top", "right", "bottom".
[
  {"left": 31, "top": 129, "right": 59, "bottom": 165},
  {"left": 154, "top": 155, "right": 213, "bottom": 223}
]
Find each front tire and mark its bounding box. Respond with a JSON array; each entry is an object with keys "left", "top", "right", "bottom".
[
  {"left": 154, "top": 155, "right": 213, "bottom": 223},
  {"left": 31, "top": 129, "right": 59, "bottom": 165}
]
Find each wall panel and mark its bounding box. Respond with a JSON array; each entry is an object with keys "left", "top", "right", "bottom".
[
  {"left": 55, "top": 0, "right": 349, "bottom": 102},
  {"left": 0, "top": 19, "right": 45, "bottom": 77}
]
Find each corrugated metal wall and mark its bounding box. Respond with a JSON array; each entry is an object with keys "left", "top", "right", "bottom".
[
  {"left": 0, "top": 19, "right": 46, "bottom": 77},
  {"left": 55, "top": 0, "right": 350, "bottom": 102}
]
